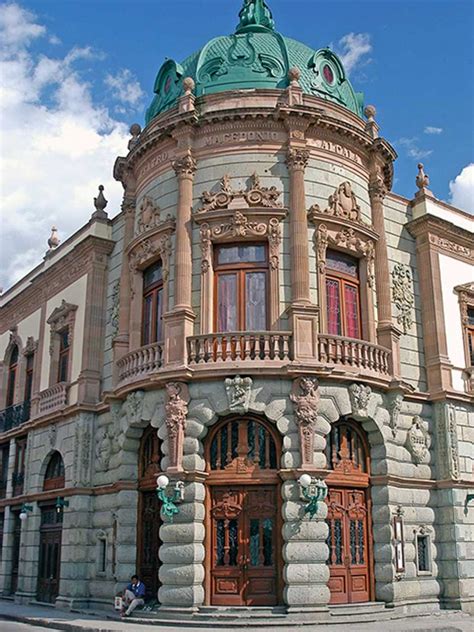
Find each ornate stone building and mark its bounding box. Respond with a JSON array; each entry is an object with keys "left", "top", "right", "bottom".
[{"left": 0, "top": 0, "right": 473, "bottom": 623}]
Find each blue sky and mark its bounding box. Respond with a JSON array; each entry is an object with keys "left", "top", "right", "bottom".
[{"left": 0, "top": 0, "right": 473, "bottom": 289}]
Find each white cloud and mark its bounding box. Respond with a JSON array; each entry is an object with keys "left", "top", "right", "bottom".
[
  {"left": 396, "top": 137, "right": 433, "bottom": 160},
  {"left": 449, "top": 163, "right": 474, "bottom": 214},
  {"left": 334, "top": 33, "right": 372, "bottom": 75},
  {"left": 105, "top": 68, "right": 144, "bottom": 107},
  {"left": 424, "top": 126, "right": 443, "bottom": 135},
  {"left": 0, "top": 3, "right": 144, "bottom": 290}
]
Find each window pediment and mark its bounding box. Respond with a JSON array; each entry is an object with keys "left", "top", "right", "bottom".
[
  {"left": 197, "top": 173, "right": 285, "bottom": 213},
  {"left": 308, "top": 180, "right": 374, "bottom": 229},
  {"left": 47, "top": 300, "right": 78, "bottom": 332},
  {"left": 127, "top": 216, "right": 176, "bottom": 277}
]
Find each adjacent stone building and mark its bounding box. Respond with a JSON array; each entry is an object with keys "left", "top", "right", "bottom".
[{"left": 0, "top": 0, "right": 473, "bottom": 623}]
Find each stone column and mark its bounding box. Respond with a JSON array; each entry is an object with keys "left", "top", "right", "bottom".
[
  {"left": 0, "top": 507, "right": 14, "bottom": 594},
  {"left": 159, "top": 477, "right": 205, "bottom": 610},
  {"left": 56, "top": 495, "right": 92, "bottom": 609},
  {"left": 369, "top": 170, "right": 402, "bottom": 378},
  {"left": 164, "top": 151, "right": 197, "bottom": 366},
  {"left": 285, "top": 145, "right": 319, "bottom": 361},
  {"left": 112, "top": 158, "right": 137, "bottom": 385},
  {"left": 282, "top": 479, "right": 330, "bottom": 612},
  {"left": 14, "top": 503, "right": 40, "bottom": 603}
]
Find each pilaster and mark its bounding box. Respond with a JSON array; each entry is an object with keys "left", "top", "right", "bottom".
[{"left": 14, "top": 503, "right": 40, "bottom": 603}]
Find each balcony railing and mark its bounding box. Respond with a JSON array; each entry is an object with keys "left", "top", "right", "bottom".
[
  {"left": 187, "top": 331, "right": 293, "bottom": 365},
  {"left": 117, "top": 341, "right": 164, "bottom": 383},
  {"left": 318, "top": 334, "right": 391, "bottom": 375},
  {"left": 0, "top": 401, "right": 31, "bottom": 433},
  {"left": 38, "top": 382, "right": 69, "bottom": 416}
]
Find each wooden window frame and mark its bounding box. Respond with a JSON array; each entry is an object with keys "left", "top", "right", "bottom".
[
  {"left": 325, "top": 250, "right": 362, "bottom": 339},
  {"left": 57, "top": 328, "right": 70, "bottom": 384},
  {"left": 12, "top": 436, "right": 27, "bottom": 497},
  {"left": 141, "top": 261, "right": 164, "bottom": 346},
  {"left": 213, "top": 243, "right": 269, "bottom": 333},
  {"left": 6, "top": 346, "right": 19, "bottom": 408},
  {"left": 47, "top": 301, "right": 77, "bottom": 387},
  {"left": 455, "top": 283, "right": 474, "bottom": 392},
  {"left": 43, "top": 451, "right": 65, "bottom": 491},
  {"left": 0, "top": 444, "right": 9, "bottom": 500},
  {"left": 24, "top": 353, "right": 34, "bottom": 403}
]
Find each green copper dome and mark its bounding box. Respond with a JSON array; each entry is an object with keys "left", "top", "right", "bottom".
[{"left": 145, "top": 0, "right": 364, "bottom": 124}]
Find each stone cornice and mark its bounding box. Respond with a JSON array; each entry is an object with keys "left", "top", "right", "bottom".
[
  {"left": 0, "top": 235, "right": 115, "bottom": 334},
  {"left": 406, "top": 214, "right": 473, "bottom": 263}
]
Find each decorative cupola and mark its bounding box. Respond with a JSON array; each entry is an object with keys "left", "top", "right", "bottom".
[{"left": 235, "top": 0, "right": 275, "bottom": 33}]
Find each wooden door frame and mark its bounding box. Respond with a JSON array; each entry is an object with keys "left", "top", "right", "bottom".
[
  {"left": 325, "top": 419, "right": 375, "bottom": 603},
  {"left": 36, "top": 504, "right": 63, "bottom": 603},
  {"left": 203, "top": 415, "right": 283, "bottom": 607}
]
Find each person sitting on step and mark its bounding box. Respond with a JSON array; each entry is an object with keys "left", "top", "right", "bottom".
[{"left": 121, "top": 574, "right": 146, "bottom": 617}]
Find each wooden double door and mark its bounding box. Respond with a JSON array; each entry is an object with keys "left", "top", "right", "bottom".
[
  {"left": 37, "top": 507, "right": 63, "bottom": 603},
  {"left": 137, "top": 490, "right": 161, "bottom": 600},
  {"left": 210, "top": 485, "right": 279, "bottom": 606},
  {"left": 326, "top": 486, "right": 371, "bottom": 604}
]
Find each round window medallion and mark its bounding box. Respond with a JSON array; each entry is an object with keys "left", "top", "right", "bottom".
[
  {"left": 322, "top": 64, "right": 334, "bottom": 84},
  {"left": 164, "top": 76, "right": 172, "bottom": 94}
]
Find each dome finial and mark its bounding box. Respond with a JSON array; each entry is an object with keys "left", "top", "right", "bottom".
[{"left": 236, "top": 0, "right": 275, "bottom": 33}]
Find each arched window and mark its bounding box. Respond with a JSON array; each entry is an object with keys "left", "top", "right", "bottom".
[
  {"left": 6, "top": 345, "right": 19, "bottom": 407},
  {"left": 43, "top": 451, "right": 65, "bottom": 491},
  {"left": 214, "top": 244, "right": 268, "bottom": 332},
  {"left": 208, "top": 417, "right": 278, "bottom": 475},
  {"left": 325, "top": 419, "right": 370, "bottom": 481},
  {"left": 325, "top": 250, "right": 361, "bottom": 339},
  {"left": 139, "top": 425, "right": 161, "bottom": 483},
  {"left": 142, "top": 261, "right": 163, "bottom": 345}
]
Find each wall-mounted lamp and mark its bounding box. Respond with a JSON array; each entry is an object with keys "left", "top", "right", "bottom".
[
  {"left": 19, "top": 504, "right": 33, "bottom": 521},
  {"left": 464, "top": 493, "right": 474, "bottom": 516},
  {"left": 298, "top": 474, "right": 328, "bottom": 519},
  {"left": 55, "top": 497, "right": 69, "bottom": 514},
  {"left": 156, "top": 475, "right": 184, "bottom": 520}
]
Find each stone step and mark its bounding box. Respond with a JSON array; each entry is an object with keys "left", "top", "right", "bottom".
[{"left": 329, "top": 601, "right": 387, "bottom": 616}]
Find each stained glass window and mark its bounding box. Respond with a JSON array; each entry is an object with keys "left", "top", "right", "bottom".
[{"left": 323, "top": 64, "right": 334, "bottom": 84}]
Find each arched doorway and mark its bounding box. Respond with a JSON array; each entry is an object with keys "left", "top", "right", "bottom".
[
  {"left": 37, "top": 451, "right": 65, "bottom": 603},
  {"left": 325, "top": 419, "right": 374, "bottom": 604},
  {"left": 137, "top": 426, "right": 162, "bottom": 601},
  {"left": 205, "top": 416, "right": 282, "bottom": 606}
]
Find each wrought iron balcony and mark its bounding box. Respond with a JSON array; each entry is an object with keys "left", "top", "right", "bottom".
[
  {"left": 117, "top": 341, "right": 164, "bottom": 384},
  {"left": 0, "top": 400, "right": 31, "bottom": 433},
  {"left": 187, "top": 331, "right": 293, "bottom": 365},
  {"left": 317, "top": 334, "right": 391, "bottom": 375}
]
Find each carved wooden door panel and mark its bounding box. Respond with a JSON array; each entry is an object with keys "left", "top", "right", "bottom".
[
  {"left": 326, "top": 487, "right": 370, "bottom": 604},
  {"left": 36, "top": 507, "right": 63, "bottom": 603},
  {"left": 138, "top": 491, "right": 161, "bottom": 600},
  {"left": 210, "top": 485, "right": 278, "bottom": 606}
]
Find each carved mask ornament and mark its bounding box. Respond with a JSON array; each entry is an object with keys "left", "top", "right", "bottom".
[{"left": 225, "top": 375, "right": 252, "bottom": 414}]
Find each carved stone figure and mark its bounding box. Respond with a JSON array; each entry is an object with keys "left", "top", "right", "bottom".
[
  {"left": 406, "top": 416, "right": 428, "bottom": 464},
  {"left": 109, "top": 281, "right": 120, "bottom": 337},
  {"left": 95, "top": 426, "right": 113, "bottom": 471},
  {"left": 165, "top": 382, "right": 188, "bottom": 472},
  {"left": 225, "top": 375, "right": 252, "bottom": 414},
  {"left": 125, "top": 391, "right": 145, "bottom": 426},
  {"left": 392, "top": 263, "right": 414, "bottom": 334},
  {"left": 415, "top": 163, "right": 430, "bottom": 191},
  {"left": 137, "top": 196, "right": 161, "bottom": 234},
  {"left": 47, "top": 226, "right": 60, "bottom": 251},
  {"left": 349, "top": 383, "right": 372, "bottom": 417},
  {"left": 309, "top": 181, "right": 362, "bottom": 223},
  {"left": 290, "top": 376, "right": 320, "bottom": 467},
  {"left": 48, "top": 424, "right": 57, "bottom": 448},
  {"left": 387, "top": 392, "right": 403, "bottom": 437}
]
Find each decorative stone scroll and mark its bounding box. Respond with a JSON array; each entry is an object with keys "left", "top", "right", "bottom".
[
  {"left": 225, "top": 375, "right": 252, "bottom": 414},
  {"left": 23, "top": 336, "right": 38, "bottom": 356},
  {"left": 349, "top": 383, "right": 372, "bottom": 417},
  {"left": 128, "top": 230, "right": 173, "bottom": 279},
  {"left": 308, "top": 181, "right": 367, "bottom": 224},
  {"left": 165, "top": 382, "right": 188, "bottom": 473},
  {"left": 406, "top": 416, "right": 428, "bottom": 464},
  {"left": 290, "top": 376, "right": 320, "bottom": 467},
  {"left": 198, "top": 172, "right": 283, "bottom": 213},
  {"left": 387, "top": 391, "right": 403, "bottom": 437},
  {"left": 391, "top": 263, "right": 414, "bottom": 334}
]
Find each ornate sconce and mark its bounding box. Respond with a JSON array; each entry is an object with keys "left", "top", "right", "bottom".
[
  {"left": 55, "top": 497, "right": 69, "bottom": 514},
  {"left": 298, "top": 474, "right": 328, "bottom": 519},
  {"left": 156, "top": 474, "right": 184, "bottom": 520},
  {"left": 19, "top": 504, "right": 33, "bottom": 521}
]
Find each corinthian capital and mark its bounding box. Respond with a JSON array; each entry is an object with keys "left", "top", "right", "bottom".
[
  {"left": 172, "top": 152, "right": 197, "bottom": 178},
  {"left": 286, "top": 147, "right": 309, "bottom": 171},
  {"left": 369, "top": 169, "right": 387, "bottom": 202}
]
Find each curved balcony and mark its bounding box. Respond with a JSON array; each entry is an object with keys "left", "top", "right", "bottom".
[
  {"left": 38, "top": 382, "right": 69, "bottom": 416},
  {"left": 318, "top": 334, "right": 391, "bottom": 376},
  {"left": 117, "top": 341, "right": 164, "bottom": 384},
  {"left": 187, "top": 331, "right": 293, "bottom": 365}
]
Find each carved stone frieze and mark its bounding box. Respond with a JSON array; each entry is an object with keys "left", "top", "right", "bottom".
[
  {"left": 198, "top": 173, "right": 283, "bottom": 214},
  {"left": 165, "top": 382, "right": 188, "bottom": 472},
  {"left": 387, "top": 392, "right": 403, "bottom": 437},
  {"left": 435, "top": 402, "right": 460, "bottom": 480},
  {"left": 109, "top": 281, "right": 120, "bottom": 337},
  {"left": 391, "top": 263, "right": 414, "bottom": 334},
  {"left": 406, "top": 416, "right": 428, "bottom": 464},
  {"left": 290, "top": 376, "right": 320, "bottom": 467},
  {"left": 128, "top": 230, "right": 173, "bottom": 280},
  {"left": 136, "top": 196, "right": 162, "bottom": 234},
  {"left": 349, "top": 383, "right": 372, "bottom": 417},
  {"left": 225, "top": 375, "right": 252, "bottom": 414},
  {"left": 308, "top": 181, "right": 364, "bottom": 224}
]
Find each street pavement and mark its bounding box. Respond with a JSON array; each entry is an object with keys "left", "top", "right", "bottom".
[{"left": 0, "top": 599, "right": 473, "bottom": 632}]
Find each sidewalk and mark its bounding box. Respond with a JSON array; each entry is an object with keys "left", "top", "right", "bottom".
[{"left": 0, "top": 599, "right": 472, "bottom": 632}]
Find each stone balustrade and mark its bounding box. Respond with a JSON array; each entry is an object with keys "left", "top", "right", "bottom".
[
  {"left": 187, "top": 331, "right": 293, "bottom": 364},
  {"left": 117, "top": 341, "right": 164, "bottom": 383},
  {"left": 37, "top": 382, "right": 69, "bottom": 416},
  {"left": 318, "top": 334, "right": 391, "bottom": 375}
]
